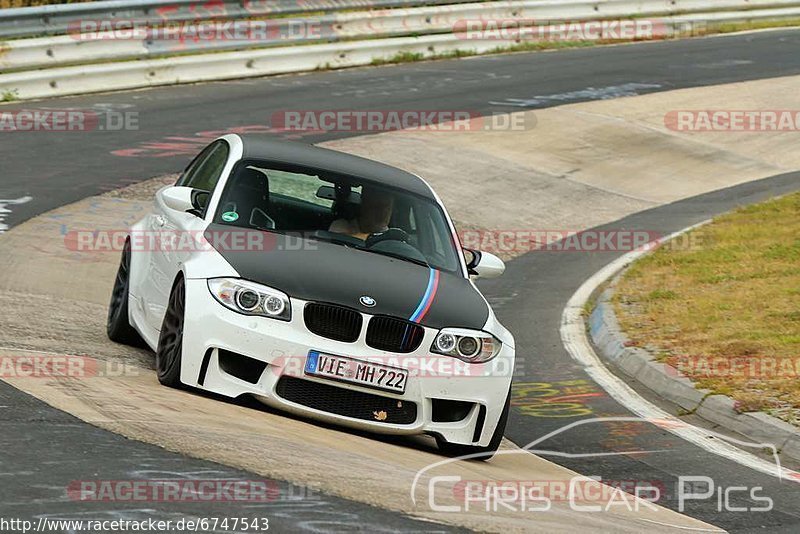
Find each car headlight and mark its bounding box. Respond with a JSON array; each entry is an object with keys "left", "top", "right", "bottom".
[
  {"left": 207, "top": 278, "right": 291, "bottom": 321},
  {"left": 431, "top": 328, "right": 501, "bottom": 363}
]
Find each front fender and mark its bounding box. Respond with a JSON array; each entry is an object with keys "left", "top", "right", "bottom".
[
  {"left": 182, "top": 247, "right": 240, "bottom": 281},
  {"left": 127, "top": 215, "right": 150, "bottom": 298}
]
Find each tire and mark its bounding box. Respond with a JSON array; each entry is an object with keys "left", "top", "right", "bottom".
[
  {"left": 156, "top": 276, "right": 186, "bottom": 388},
  {"left": 107, "top": 239, "right": 145, "bottom": 347},
  {"left": 436, "top": 388, "right": 511, "bottom": 461}
]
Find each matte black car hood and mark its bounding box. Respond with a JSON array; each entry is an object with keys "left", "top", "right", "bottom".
[{"left": 205, "top": 225, "right": 490, "bottom": 330}]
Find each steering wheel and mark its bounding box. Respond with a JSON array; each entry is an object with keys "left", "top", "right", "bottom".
[{"left": 365, "top": 228, "right": 409, "bottom": 248}]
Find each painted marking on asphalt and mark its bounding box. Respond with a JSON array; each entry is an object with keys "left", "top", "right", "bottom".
[
  {"left": 512, "top": 380, "right": 603, "bottom": 418},
  {"left": 0, "top": 345, "right": 73, "bottom": 356},
  {"left": 110, "top": 125, "right": 316, "bottom": 158},
  {"left": 489, "top": 83, "right": 663, "bottom": 107},
  {"left": 0, "top": 196, "right": 32, "bottom": 234},
  {"left": 694, "top": 59, "right": 754, "bottom": 69},
  {"left": 560, "top": 220, "right": 800, "bottom": 482},
  {"left": 637, "top": 517, "right": 730, "bottom": 532}
]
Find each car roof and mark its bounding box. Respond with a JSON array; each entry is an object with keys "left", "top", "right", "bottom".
[{"left": 238, "top": 135, "right": 435, "bottom": 198}]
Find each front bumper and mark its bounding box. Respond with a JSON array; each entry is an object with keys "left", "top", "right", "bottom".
[{"left": 180, "top": 278, "right": 515, "bottom": 447}]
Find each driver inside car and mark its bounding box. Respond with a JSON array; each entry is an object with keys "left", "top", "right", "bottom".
[{"left": 329, "top": 186, "right": 394, "bottom": 240}]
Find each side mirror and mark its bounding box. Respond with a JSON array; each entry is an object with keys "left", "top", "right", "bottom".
[
  {"left": 465, "top": 249, "right": 505, "bottom": 279},
  {"left": 160, "top": 186, "right": 194, "bottom": 212}
]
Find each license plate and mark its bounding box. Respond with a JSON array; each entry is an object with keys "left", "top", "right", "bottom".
[{"left": 304, "top": 351, "right": 407, "bottom": 393}]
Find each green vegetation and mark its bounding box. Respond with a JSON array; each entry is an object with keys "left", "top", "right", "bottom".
[
  {"left": 2, "top": 0, "right": 94, "bottom": 6},
  {"left": 615, "top": 192, "right": 800, "bottom": 424},
  {"left": 1, "top": 88, "right": 19, "bottom": 102}
]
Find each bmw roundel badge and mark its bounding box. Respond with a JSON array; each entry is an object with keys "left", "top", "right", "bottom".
[{"left": 360, "top": 295, "right": 376, "bottom": 307}]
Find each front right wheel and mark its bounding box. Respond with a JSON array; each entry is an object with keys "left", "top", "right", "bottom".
[{"left": 156, "top": 276, "right": 186, "bottom": 388}]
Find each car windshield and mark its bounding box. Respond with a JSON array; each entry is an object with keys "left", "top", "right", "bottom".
[{"left": 213, "top": 159, "right": 462, "bottom": 273}]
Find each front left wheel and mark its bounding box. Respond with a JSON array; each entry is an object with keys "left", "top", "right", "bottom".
[{"left": 156, "top": 276, "right": 186, "bottom": 388}]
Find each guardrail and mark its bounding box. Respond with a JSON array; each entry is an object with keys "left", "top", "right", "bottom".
[
  {"left": 1, "top": 0, "right": 799, "bottom": 100},
  {"left": 0, "top": 0, "right": 478, "bottom": 39}
]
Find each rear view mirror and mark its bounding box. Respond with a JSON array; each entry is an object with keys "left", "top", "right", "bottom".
[
  {"left": 317, "top": 185, "right": 360, "bottom": 204},
  {"left": 465, "top": 249, "right": 505, "bottom": 279}
]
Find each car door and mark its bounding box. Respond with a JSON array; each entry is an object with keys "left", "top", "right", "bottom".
[{"left": 144, "top": 140, "right": 230, "bottom": 331}]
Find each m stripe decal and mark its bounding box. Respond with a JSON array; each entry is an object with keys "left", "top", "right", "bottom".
[{"left": 409, "top": 268, "right": 440, "bottom": 323}]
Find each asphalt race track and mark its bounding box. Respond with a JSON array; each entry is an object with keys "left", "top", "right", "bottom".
[{"left": 2, "top": 28, "right": 800, "bottom": 532}]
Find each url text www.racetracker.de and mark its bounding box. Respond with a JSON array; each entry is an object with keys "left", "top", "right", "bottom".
[{"left": 0, "top": 517, "right": 270, "bottom": 533}]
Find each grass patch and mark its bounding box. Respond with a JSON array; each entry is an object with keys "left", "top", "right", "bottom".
[
  {"left": 371, "top": 51, "right": 426, "bottom": 66},
  {"left": 490, "top": 40, "right": 597, "bottom": 54},
  {"left": 369, "top": 40, "right": 594, "bottom": 67},
  {"left": 614, "top": 192, "right": 800, "bottom": 424},
  {"left": 646, "top": 289, "right": 679, "bottom": 301},
  {"left": 371, "top": 48, "right": 487, "bottom": 66},
  {"left": 1, "top": 0, "right": 94, "bottom": 6},
  {"left": 1, "top": 89, "right": 19, "bottom": 102},
  {"left": 701, "top": 17, "right": 800, "bottom": 36}
]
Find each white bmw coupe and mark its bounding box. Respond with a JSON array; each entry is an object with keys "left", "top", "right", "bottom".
[{"left": 107, "top": 134, "right": 515, "bottom": 458}]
